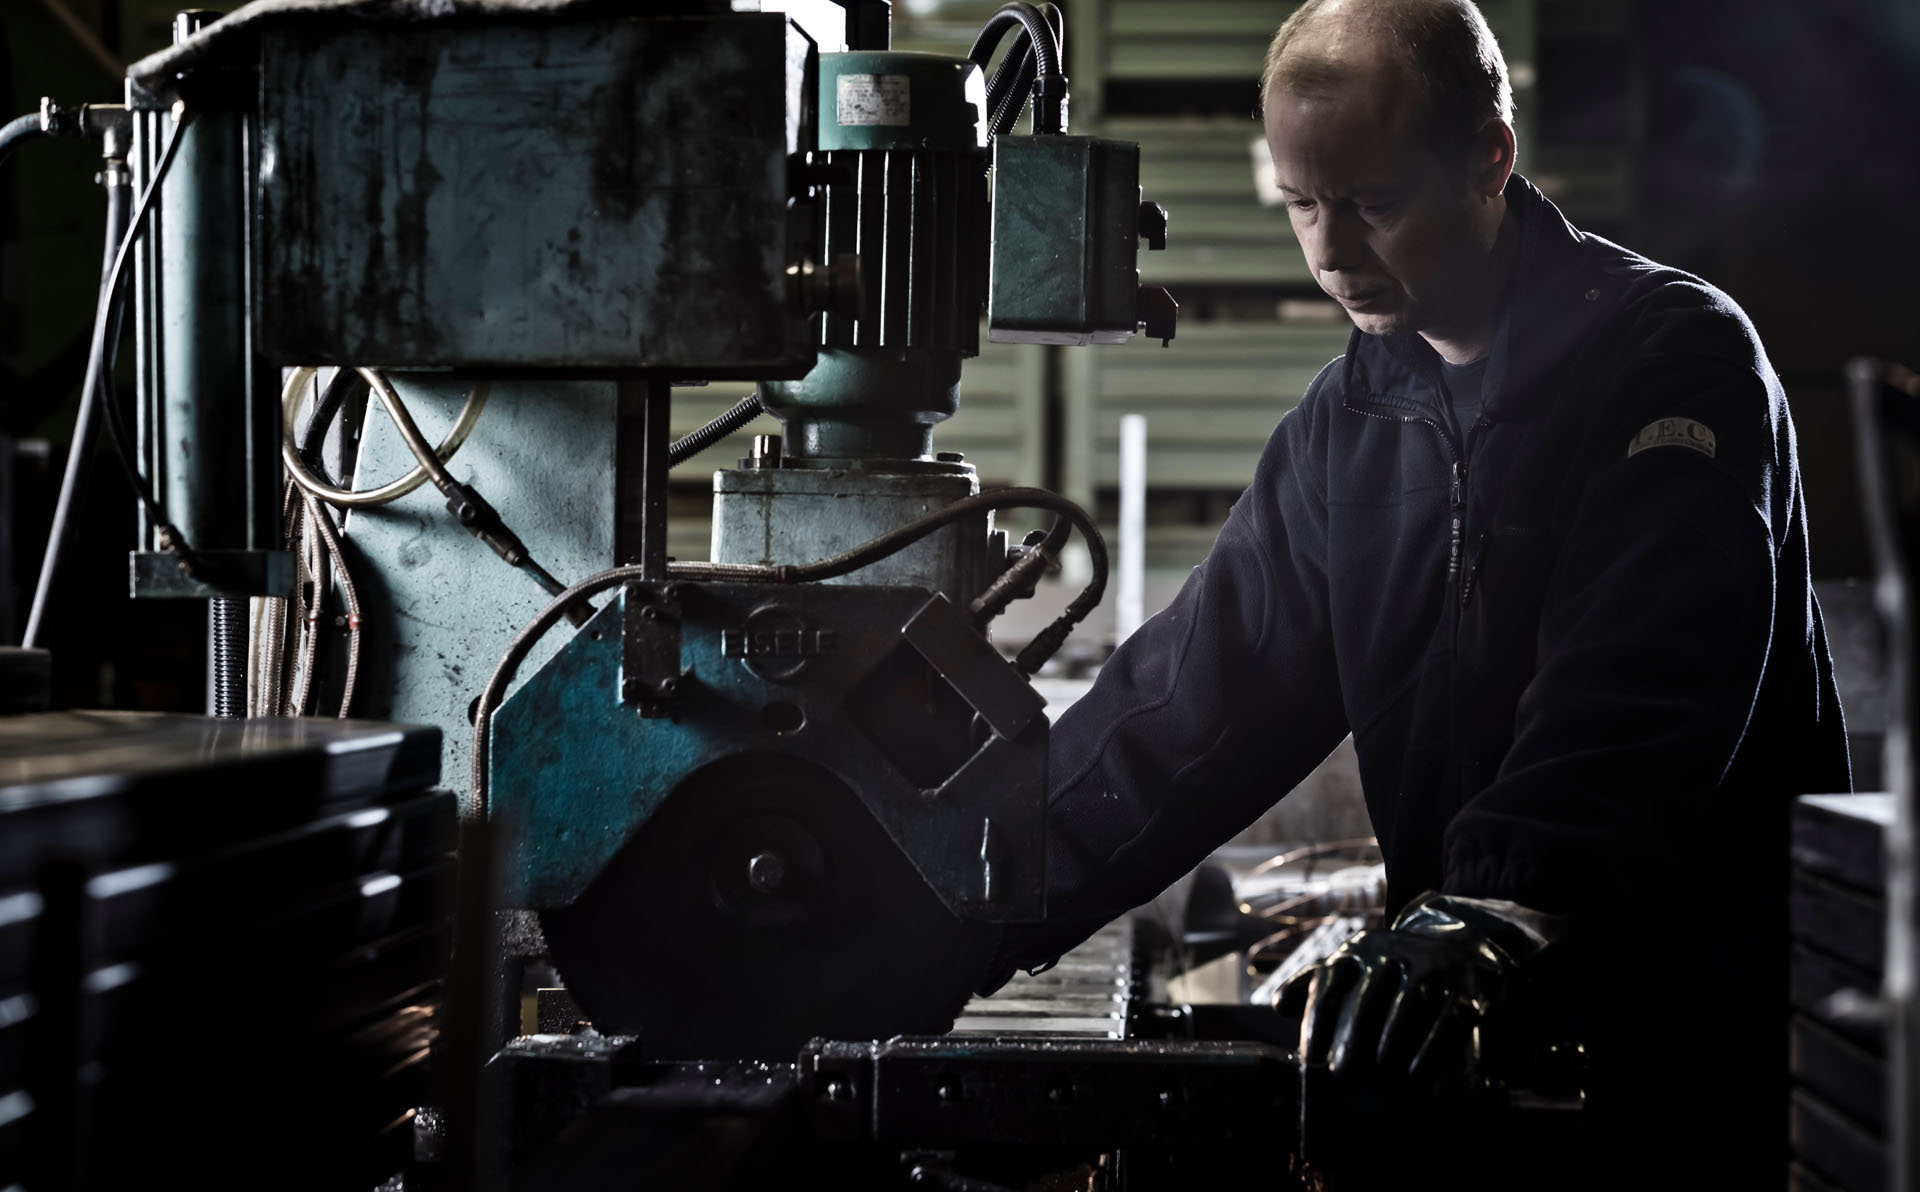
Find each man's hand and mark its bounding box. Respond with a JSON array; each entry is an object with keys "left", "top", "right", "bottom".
[{"left": 1274, "top": 893, "right": 1560, "bottom": 1091}]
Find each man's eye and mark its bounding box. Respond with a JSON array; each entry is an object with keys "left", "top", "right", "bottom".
[
  {"left": 1358, "top": 201, "right": 1398, "bottom": 217},
  {"left": 1289, "top": 199, "right": 1316, "bottom": 212}
]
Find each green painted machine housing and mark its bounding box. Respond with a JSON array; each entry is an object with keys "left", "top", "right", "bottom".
[{"left": 988, "top": 135, "right": 1153, "bottom": 346}]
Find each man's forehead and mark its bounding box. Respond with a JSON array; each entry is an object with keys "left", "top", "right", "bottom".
[{"left": 1264, "top": 73, "right": 1424, "bottom": 163}]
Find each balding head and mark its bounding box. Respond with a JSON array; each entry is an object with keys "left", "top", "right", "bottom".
[{"left": 1262, "top": 0, "right": 1513, "bottom": 160}]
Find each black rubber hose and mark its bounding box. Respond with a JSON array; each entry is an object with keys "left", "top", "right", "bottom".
[
  {"left": 21, "top": 160, "right": 131, "bottom": 649},
  {"left": 0, "top": 113, "right": 44, "bottom": 170},
  {"left": 985, "top": 4, "right": 1061, "bottom": 135},
  {"left": 668, "top": 389, "right": 765, "bottom": 468},
  {"left": 969, "top": 4, "right": 1060, "bottom": 81},
  {"left": 80, "top": 112, "right": 197, "bottom": 558},
  {"left": 295, "top": 368, "right": 366, "bottom": 485}
]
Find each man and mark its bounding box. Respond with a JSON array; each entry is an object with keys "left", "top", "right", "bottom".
[{"left": 992, "top": 0, "right": 1850, "bottom": 1182}]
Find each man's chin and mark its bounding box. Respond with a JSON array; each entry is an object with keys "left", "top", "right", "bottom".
[{"left": 1345, "top": 309, "right": 1409, "bottom": 338}]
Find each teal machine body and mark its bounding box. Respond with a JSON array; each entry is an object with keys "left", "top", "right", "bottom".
[{"left": 121, "top": 0, "right": 1174, "bottom": 1058}]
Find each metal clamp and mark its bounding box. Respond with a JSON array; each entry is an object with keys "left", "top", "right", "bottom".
[{"left": 620, "top": 582, "right": 685, "bottom": 718}]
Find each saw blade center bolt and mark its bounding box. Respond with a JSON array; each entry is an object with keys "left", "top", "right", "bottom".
[{"left": 747, "top": 850, "right": 788, "bottom": 894}]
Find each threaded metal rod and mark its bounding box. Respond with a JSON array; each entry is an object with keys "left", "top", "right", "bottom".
[{"left": 207, "top": 596, "right": 246, "bottom": 717}]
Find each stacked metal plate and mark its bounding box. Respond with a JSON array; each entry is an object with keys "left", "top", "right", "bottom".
[
  {"left": 950, "top": 919, "right": 1134, "bottom": 1038},
  {"left": 0, "top": 712, "right": 455, "bottom": 1191},
  {"left": 1789, "top": 793, "right": 1891, "bottom": 1192}
]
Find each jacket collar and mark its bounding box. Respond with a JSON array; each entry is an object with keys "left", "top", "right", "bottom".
[{"left": 1341, "top": 175, "right": 1598, "bottom": 425}]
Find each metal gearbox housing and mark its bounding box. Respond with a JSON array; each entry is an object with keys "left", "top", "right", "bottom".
[{"left": 487, "top": 582, "right": 1046, "bottom": 918}]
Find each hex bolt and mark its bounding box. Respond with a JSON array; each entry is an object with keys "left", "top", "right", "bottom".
[
  {"left": 936, "top": 1082, "right": 959, "bottom": 1104},
  {"left": 747, "top": 851, "right": 787, "bottom": 894}
]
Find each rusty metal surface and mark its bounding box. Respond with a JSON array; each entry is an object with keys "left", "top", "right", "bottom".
[{"left": 256, "top": 13, "right": 813, "bottom": 373}]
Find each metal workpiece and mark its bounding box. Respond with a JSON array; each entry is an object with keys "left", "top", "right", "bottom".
[
  {"left": 988, "top": 134, "right": 1177, "bottom": 347},
  {"left": 800, "top": 1035, "right": 1297, "bottom": 1149},
  {"left": 711, "top": 460, "right": 998, "bottom": 606},
  {"left": 254, "top": 14, "right": 815, "bottom": 373},
  {"left": 952, "top": 920, "right": 1134, "bottom": 1039}
]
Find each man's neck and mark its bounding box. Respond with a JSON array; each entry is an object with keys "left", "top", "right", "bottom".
[{"left": 1419, "top": 204, "right": 1517, "bottom": 366}]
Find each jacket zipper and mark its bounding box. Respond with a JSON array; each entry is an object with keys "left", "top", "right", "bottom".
[{"left": 1346, "top": 399, "right": 1466, "bottom": 589}]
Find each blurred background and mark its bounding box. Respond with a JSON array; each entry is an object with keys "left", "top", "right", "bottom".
[{"left": 4, "top": 0, "right": 1918, "bottom": 835}]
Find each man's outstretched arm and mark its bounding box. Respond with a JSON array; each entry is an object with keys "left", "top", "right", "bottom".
[{"left": 990, "top": 371, "right": 1354, "bottom": 985}]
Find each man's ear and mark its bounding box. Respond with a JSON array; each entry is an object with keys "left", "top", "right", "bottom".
[{"left": 1471, "top": 119, "right": 1517, "bottom": 199}]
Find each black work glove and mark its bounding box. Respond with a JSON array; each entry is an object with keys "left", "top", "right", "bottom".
[{"left": 1274, "top": 892, "right": 1561, "bottom": 1091}]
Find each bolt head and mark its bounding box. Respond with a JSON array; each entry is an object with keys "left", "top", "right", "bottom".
[{"left": 747, "top": 850, "right": 787, "bottom": 893}]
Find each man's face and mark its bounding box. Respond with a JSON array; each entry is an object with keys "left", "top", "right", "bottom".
[{"left": 1265, "top": 80, "right": 1488, "bottom": 340}]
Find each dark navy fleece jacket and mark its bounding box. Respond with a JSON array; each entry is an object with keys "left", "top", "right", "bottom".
[{"left": 1004, "top": 176, "right": 1850, "bottom": 991}]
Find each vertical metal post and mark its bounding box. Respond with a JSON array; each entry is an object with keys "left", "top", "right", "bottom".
[
  {"left": 1116, "top": 413, "right": 1146, "bottom": 642},
  {"left": 156, "top": 100, "right": 250, "bottom": 556},
  {"left": 1849, "top": 357, "right": 1918, "bottom": 1192},
  {"left": 132, "top": 105, "right": 160, "bottom": 553},
  {"left": 616, "top": 380, "right": 672, "bottom": 580}
]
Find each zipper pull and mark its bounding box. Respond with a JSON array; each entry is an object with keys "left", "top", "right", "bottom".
[{"left": 1447, "top": 462, "right": 1464, "bottom": 584}]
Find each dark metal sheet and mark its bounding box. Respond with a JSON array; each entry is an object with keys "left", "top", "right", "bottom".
[
  {"left": 1793, "top": 1012, "right": 1888, "bottom": 1135},
  {"left": 0, "top": 713, "right": 441, "bottom": 879},
  {"left": 802, "top": 1035, "right": 1296, "bottom": 1148},
  {"left": 82, "top": 788, "right": 455, "bottom": 961},
  {"left": 1794, "top": 793, "right": 1892, "bottom": 896}
]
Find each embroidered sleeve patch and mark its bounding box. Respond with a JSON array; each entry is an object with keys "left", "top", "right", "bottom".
[{"left": 1627, "top": 418, "right": 1716, "bottom": 460}]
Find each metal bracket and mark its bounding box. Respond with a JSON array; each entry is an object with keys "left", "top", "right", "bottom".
[
  {"left": 129, "top": 548, "right": 293, "bottom": 599},
  {"left": 620, "top": 582, "right": 684, "bottom": 718},
  {"left": 900, "top": 594, "right": 1044, "bottom": 742}
]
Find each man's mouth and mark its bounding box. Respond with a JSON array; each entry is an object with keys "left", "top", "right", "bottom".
[{"left": 1332, "top": 288, "right": 1389, "bottom": 310}]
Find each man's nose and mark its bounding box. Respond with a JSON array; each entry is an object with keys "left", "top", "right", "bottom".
[{"left": 1300, "top": 207, "right": 1368, "bottom": 276}]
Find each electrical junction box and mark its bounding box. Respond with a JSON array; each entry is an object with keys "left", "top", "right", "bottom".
[{"left": 988, "top": 135, "right": 1156, "bottom": 346}]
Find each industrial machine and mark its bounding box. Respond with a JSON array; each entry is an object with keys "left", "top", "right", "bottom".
[{"left": 2, "top": 2, "right": 1597, "bottom": 1188}]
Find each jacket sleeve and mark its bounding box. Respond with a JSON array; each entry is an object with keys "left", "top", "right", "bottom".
[
  {"left": 993, "top": 367, "right": 1354, "bottom": 978},
  {"left": 1441, "top": 284, "right": 1817, "bottom": 916}
]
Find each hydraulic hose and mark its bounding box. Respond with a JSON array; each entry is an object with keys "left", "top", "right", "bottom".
[
  {"left": 281, "top": 367, "right": 487, "bottom": 508},
  {"left": 0, "top": 113, "right": 45, "bottom": 169},
  {"left": 303, "top": 491, "right": 362, "bottom": 717},
  {"left": 668, "top": 389, "right": 765, "bottom": 468},
  {"left": 22, "top": 152, "right": 131, "bottom": 649}
]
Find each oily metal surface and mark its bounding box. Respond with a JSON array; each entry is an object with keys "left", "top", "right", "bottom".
[{"left": 540, "top": 754, "right": 999, "bottom": 1060}]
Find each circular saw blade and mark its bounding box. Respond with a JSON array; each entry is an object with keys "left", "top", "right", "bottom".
[{"left": 540, "top": 754, "right": 1000, "bottom": 1059}]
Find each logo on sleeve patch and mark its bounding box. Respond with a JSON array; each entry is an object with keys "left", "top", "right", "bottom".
[{"left": 1627, "top": 418, "right": 1716, "bottom": 460}]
